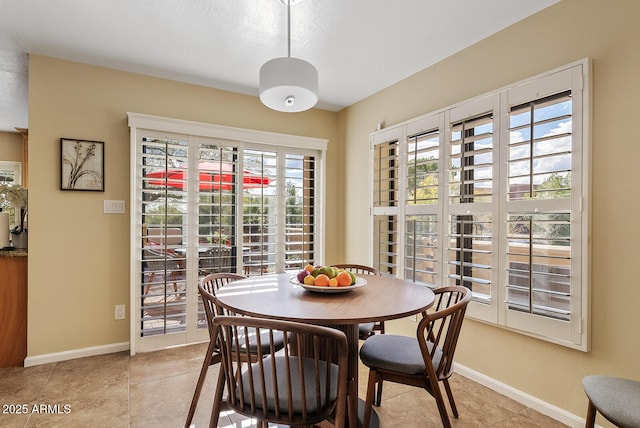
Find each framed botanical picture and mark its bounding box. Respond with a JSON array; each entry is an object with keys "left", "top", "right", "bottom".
[{"left": 60, "top": 138, "right": 105, "bottom": 191}]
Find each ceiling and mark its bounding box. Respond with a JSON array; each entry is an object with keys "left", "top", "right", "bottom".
[{"left": 0, "top": 0, "right": 560, "bottom": 132}]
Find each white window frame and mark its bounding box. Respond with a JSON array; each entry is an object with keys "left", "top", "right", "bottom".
[
  {"left": 0, "top": 161, "right": 22, "bottom": 184},
  {"left": 128, "top": 113, "right": 328, "bottom": 354},
  {"left": 0, "top": 161, "right": 23, "bottom": 226},
  {"left": 369, "top": 59, "right": 590, "bottom": 351}
]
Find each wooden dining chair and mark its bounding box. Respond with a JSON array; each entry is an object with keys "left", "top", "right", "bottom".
[
  {"left": 186, "top": 273, "right": 287, "bottom": 428},
  {"left": 582, "top": 375, "right": 640, "bottom": 428},
  {"left": 213, "top": 315, "right": 349, "bottom": 428},
  {"left": 142, "top": 225, "right": 184, "bottom": 295},
  {"left": 142, "top": 247, "right": 181, "bottom": 295},
  {"left": 184, "top": 273, "right": 246, "bottom": 427},
  {"left": 359, "top": 286, "right": 471, "bottom": 428},
  {"left": 332, "top": 264, "right": 383, "bottom": 339},
  {"left": 198, "top": 246, "right": 233, "bottom": 275}
]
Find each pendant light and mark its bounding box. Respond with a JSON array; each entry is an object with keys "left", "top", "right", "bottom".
[{"left": 259, "top": 0, "right": 318, "bottom": 112}]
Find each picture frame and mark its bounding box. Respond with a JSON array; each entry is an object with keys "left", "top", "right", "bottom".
[{"left": 60, "top": 138, "right": 105, "bottom": 191}]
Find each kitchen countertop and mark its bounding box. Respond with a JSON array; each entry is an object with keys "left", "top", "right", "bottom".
[{"left": 0, "top": 248, "right": 28, "bottom": 257}]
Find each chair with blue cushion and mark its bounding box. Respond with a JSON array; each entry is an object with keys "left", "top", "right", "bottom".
[
  {"left": 359, "top": 285, "right": 471, "bottom": 428},
  {"left": 213, "top": 315, "right": 348, "bottom": 427},
  {"left": 185, "top": 273, "right": 284, "bottom": 428},
  {"left": 582, "top": 375, "right": 640, "bottom": 428},
  {"left": 331, "top": 264, "right": 383, "bottom": 339}
]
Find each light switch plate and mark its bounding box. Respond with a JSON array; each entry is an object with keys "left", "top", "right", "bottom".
[{"left": 103, "top": 200, "right": 125, "bottom": 214}]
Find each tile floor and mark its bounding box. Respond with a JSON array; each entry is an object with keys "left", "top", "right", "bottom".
[{"left": 0, "top": 343, "right": 567, "bottom": 427}]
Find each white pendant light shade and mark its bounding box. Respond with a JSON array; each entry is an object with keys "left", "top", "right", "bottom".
[{"left": 260, "top": 57, "right": 318, "bottom": 112}]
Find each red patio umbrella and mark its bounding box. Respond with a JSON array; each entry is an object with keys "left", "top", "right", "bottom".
[{"left": 146, "top": 161, "right": 270, "bottom": 191}]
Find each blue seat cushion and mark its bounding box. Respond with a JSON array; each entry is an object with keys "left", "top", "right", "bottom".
[
  {"left": 240, "top": 355, "right": 339, "bottom": 414},
  {"left": 359, "top": 334, "right": 442, "bottom": 375},
  {"left": 238, "top": 329, "right": 285, "bottom": 354},
  {"left": 583, "top": 375, "right": 640, "bottom": 428},
  {"left": 359, "top": 322, "right": 375, "bottom": 335}
]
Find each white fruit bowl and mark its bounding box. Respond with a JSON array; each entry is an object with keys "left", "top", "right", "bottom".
[{"left": 289, "top": 276, "right": 367, "bottom": 293}]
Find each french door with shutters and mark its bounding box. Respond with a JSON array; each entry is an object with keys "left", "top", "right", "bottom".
[{"left": 129, "top": 114, "right": 326, "bottom": 354}]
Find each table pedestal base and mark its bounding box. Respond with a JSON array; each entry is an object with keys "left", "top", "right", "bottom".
[
  {"left": 269, "top": 400, "right": 378, "bottom": 428},
  {"left": 357, "top": 398, "right": 380, "bottom": 428}
]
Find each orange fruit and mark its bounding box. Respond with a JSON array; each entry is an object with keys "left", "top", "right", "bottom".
[
  {"left": 328, "top": 278, "right": 338, "bottom": 287},
  {"left": 304, "top": 264, "right": 315, "bottom": 274},
  {"left": 336, "top": 271, "right": 352, "bottom": 287},
  {"left": 314, "top": 274, "right": 330, "bottom": 286}
]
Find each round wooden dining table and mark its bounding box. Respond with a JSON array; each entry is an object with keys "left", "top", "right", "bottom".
[{"left": 214, "top": 272, "right": 435, "bottom": 427}]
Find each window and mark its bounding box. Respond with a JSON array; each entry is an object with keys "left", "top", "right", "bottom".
[
  {"left": 370, "top": 60, "right": 590, "bottom": 350},
  {"left": 372, "top": 133, "right": 400, "bottom": 276},
  {"left": 373, "top": 138, "right": 399, "bottom": 208},
  {"left": 139, "top": 133, "right": 189, "bottom": 338},
  {"left": 404, "top": 115, "right": 444, "bottom": 286},
  {"left": 373, "top": 214, "right": 398, "bottom": 276},
  {"left": 284, "top": 153, "right": 317, "bottom": 271},
  {"left": 449, "top": 112, "right": 494, "bottom": 204},
  {"left": 405, "top": 214, "right": 438, "bottom": 285},
  {"left": 501, "top": 67, "right": 585, "bottom": 345},
  {"left": 0, "top": 161, "right": 22, "bottom": 227},
  {"left": 0, "top": 161, "right": 21, "bottom": 184},
  {"left": 241, "top": 149, "right": 278, "bottom": 274},
  {"left": 129, "top": 113, "right": 327, "bottom": 353}
]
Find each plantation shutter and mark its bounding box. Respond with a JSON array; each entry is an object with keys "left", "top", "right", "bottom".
[
  {"left": 130, "top": 113, "right": 327, "bottom": 353},
  {"left": 284, "top": 153, "right": 317, "bottom": 271},
  {"left": 368, "top": 61, "right": 589, "bottom": 350},
  {"left": 404, "top": 116, "right": 442, "bottom": 286},
  {"left": 502, "top": 66, "right": 585, "bottom": 346},
  {"left": 446, "top": 97, "right": 498, "bottom": 312},
  {"left": 140, "top": 133, "right": 189, "bottom": 337},
  {"left": 372, "top": 129, "right": 401, "bottom": 276}
]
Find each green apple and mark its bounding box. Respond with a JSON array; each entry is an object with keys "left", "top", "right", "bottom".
[
  {"left": 348, "top": 271, "right": 356, "bottom": 285},
  {"left": 319, "top": 266, "right": 334, "bottom": 278}
]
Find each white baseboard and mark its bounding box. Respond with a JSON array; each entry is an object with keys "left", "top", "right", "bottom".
[
  {"left": 23, "top": 342, "right": 130, "bottom": 367},
  {"left": 20, "top": 344, "right": 591, "bottom": 427},
  {"left": 454, "top": 363, "right": 588, "bottom": 428}
]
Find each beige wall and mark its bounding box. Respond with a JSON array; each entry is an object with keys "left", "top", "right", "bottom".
[
  {"left": 0, "top": 131, "right": 23, "bottom": 162},
  {"left": 25, "top": 0, "right": 640, "bottom": 422},
  {"left": 338, "top": 0, "right": 640, "bottom": 422},
  {"left": 28, "top": 55, "right": 339, "bottom": 356}
]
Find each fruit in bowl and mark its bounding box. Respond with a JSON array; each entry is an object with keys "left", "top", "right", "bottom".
[
  {"left": 296, "top": 269, "right": 309, "bottom": 283},
  {"left": 296, "top": 264, "right": 356, "bottom": 287}
]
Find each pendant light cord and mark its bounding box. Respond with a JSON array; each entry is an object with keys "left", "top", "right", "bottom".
[{"left": 287, "top": 0, "right": 291, "bottom": 58}]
